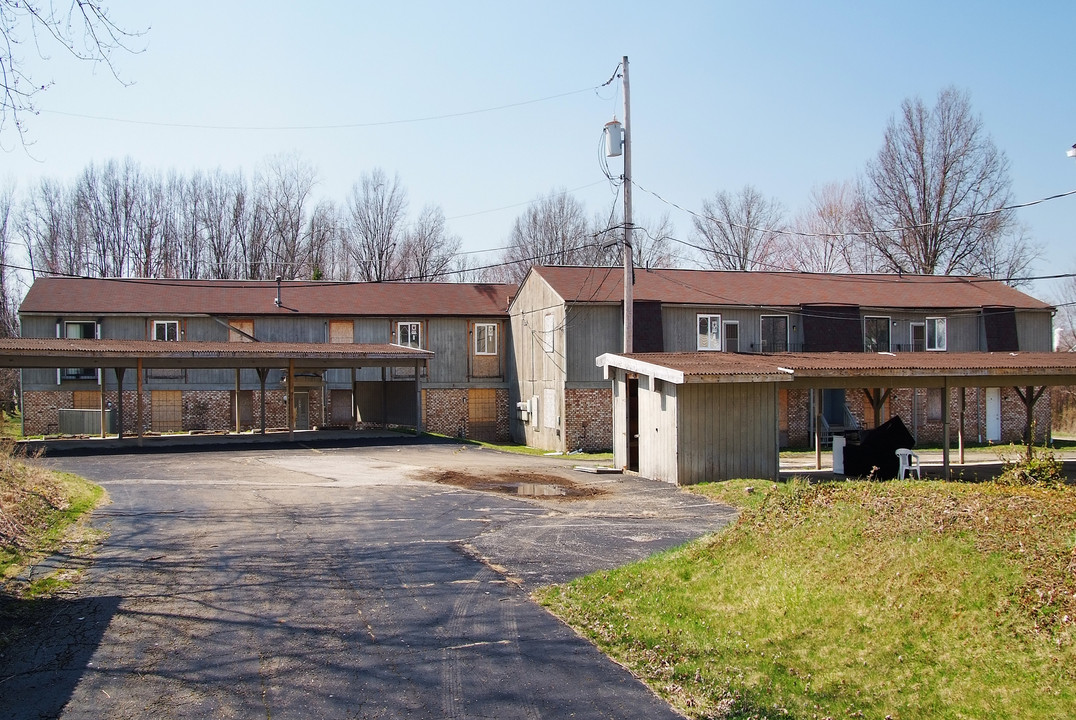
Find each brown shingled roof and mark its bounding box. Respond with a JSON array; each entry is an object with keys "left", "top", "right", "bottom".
[
  {"left": 599, "top": 351, "right": 1076, "bottom": 386},
  {"left": 19, "top": 277, "right": 516, "bottom": 317},
  {"left": 531, "top": 266, "right": 1052, "bottom": 310}
]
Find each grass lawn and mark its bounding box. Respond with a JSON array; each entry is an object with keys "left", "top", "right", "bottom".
[
  {"left": 538, "top": 478, "right": 1076, "bottom": 719},
  {"left": 0, "top": 443, "right": 105, "bottom": 591}
]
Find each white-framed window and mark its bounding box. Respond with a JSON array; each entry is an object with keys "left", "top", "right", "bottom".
[
  {"left": 61, "top": 320, "right": 99, "bottom": 381},
  {"left": 396, "top": 321, "right": 422, "bottom": 349},
  {"left": 760, "top": 315, "right": 789, "bottom": 353},
  {"left": 864, "top": 316, "right": 891, "bottom": 352},
  {"left": 926, "top": 317, "right": 947, "bottom": 351},
  {"left": 697, "top": 314, "right": 721, "bottom": 350},
  {"left": 153, "top": 320, "right": 180, "bottom": 341},
  {"left": 475, "top": 323, "right": 497, "bottom": 355}
]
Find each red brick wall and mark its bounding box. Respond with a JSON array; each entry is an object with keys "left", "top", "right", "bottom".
[
  {"left": 423, "top": 388, "right": 511, "bottom": 442},
  {"left": 565, "top": 387, "right": 612, "bottom": 452},
  {"left": 426, "top": 388, "right": 468, "bottom": 437},
  {"left": 784, "top": 386, "right": 1052, "bottom": 448}
]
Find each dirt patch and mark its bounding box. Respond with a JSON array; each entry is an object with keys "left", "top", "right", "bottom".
[{"left": 432, "top": 469, "right": 606, "bottom": 500}]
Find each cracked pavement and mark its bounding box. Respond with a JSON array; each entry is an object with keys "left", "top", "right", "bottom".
[{"left": 1, "top": 440, "right": 736, "bottom": 719}]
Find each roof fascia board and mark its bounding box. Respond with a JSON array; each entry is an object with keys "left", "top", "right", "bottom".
[{"left": 596, "top": 353, "right": 685, "bottom": 384}]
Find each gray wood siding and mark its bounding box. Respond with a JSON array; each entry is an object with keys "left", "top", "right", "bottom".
[
  {"left": 566, "top": 305, "right": 620, "bottom": 383},
  {"left": 427, "top": 318, "right": 468, "bottom": 384},
  {"left": 1017, "top": 311, "right": 1053, "bottom": 351},
  {"left": 663, "top": 307, "right": 796, "bottom": 353},
  {"left": 947, "top": 313, "right": 982, "bottom": 352},
  {"left": 354, "top": 319, "right": 391, "bottom": 381},
  {"left": 508, "top": 272, "right": 567, "bottom": 450},
  {"left": 638, "top": 376, "right": 679, "bottom": 484},
  {"left": 676, "top": 382, "right": 777, "bottom": 484},
  {"left": 250, "top": 317, "right": 327, "bottom": 343}
]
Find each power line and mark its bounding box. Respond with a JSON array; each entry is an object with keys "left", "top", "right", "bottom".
[
  {"left": 634, "top": 180, "right": 1076, "bottom": 240},
  {"left": 39, "top": 86, "right": 600, "bottom": 132}
]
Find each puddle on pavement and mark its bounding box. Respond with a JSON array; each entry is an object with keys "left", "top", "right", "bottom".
[
  {"left": 432, "top": 470, "right": 606, "bottom": 501},
  {"left": 513, "top": 483, "right": 566, "bottom": 497}
]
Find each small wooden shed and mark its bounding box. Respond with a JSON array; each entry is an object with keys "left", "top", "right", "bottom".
[{"left": 597, "top": 351, "right": 1076, "bottom": 485}]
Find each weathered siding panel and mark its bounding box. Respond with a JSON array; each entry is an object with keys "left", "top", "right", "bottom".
[
  {"left": 508, "top": 272, "right": 566, "bottom": 450},
  {"left": 663, "top": 307, "right": 794, "bottom": 353},
  {"left": 676, "top": 382, "right": 777, "bottom": 484},
  {"left": 566, "top": 305, "right": 620, "bottom": 383},
  {"left": 947, "top": 313, "right": 981, "bottom": 352},
  {"left": 354, "top": 319, "right": 391, "bottom": 381},
  {"left": 252, "top": 317, "right": 327, "bottom": 344},
  {"left": 1017, "top": 311, "right": 1053, "bottom": 351},
  {"left": 638, "top": 376, "right": 678, "bottom": 484},
  {"left": 427, "top": 318, "right": 467, "bottom": 384}
]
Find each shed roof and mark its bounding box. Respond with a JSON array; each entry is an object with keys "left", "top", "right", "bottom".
[
  {"left": 597, "top": 351, "right": 1076, "bottom": 389},
  {"left": 0, "top": 338, "right": 432, "bottom": 370},
  {"left": 20, "top": 277, "right": 516, "bottom": 317},
  {"left": 530, "top": 266, "right": 1052, "bottom": 311}
]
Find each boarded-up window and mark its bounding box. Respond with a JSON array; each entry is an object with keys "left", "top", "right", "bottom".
[
  {"left": 329, "top": 389, "right": 353, "bottom": 426},
  {"left": 152, "top": 390, "right": 183, "bottom": 432},
  {"left": 72, "top": 391, "right": 99, "bottom": 409},
  {"left": 468, "top": 388, "right": 497, "bottom": 442},
  {"left": 927, "top": 388, "right": 944, "bottom": 423},
  {"left": 329, "top": 320, "right": 353, "bottom": 344},
  {"left": 232, "top": 390, "right": 253, "bottom": 429},
  {"left": 229, "top": 319, "right": 254, "bottom": 342}
]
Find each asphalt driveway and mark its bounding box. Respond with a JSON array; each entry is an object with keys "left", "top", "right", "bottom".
[{"left": 1, "top": 440, "right": 736, "bottom": 719}]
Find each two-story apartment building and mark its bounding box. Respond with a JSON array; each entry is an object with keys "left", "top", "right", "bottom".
[
  {"left": 508, "top": 266, "right": 1056, "bottom": 452},
  {"left": 18, "top": 277, "right": 515, "bottom": 441}
]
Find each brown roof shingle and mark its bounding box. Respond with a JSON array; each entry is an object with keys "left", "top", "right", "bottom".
[
  {"left": 20, "top": 278, "right": 516, "bottom": 317},
  {"left": 530, "top": 266, "right": 1052, "bottom": 311}
]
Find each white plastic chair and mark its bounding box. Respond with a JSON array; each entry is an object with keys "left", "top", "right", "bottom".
[{"left": 895, "top": 448, "right": 921, "bottom": 480}]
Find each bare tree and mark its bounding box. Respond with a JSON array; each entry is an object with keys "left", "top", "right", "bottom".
[
  {"left": 22, "top": 177, "right": 84, "bottom": 275},
  {"left": 595, "top": 209, "right": 680, "bottom": 269},
  {"left": 788, "top": 181, "right": 880, "bottom": 273},
  {"left": 304, "top": 198, "right": 342, "bottom": 280},
  {"left": 0, "top": 1, "right": 143, "bottom": 142},
  {"left": 344, "top": 168, "right": 408, "bottom": 282},
  {"left": 397, "top": 204, "right": 460, "bottom": 281},
  {"left": 261, "top": 153, "right": 316, "bottom": 279},
  {"left": 501, "top": 190, "right": 605, "bottom": 283},
  {"left": 693, "top": 185, "right": 784, "bottom": 271},
  {"left": 859, "top": 87, "right": 1029, "bottom": 278}
]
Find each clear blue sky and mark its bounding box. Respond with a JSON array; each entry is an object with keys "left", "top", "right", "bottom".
[{"left": 4, "top": 1, "right": 1076, "bottom": 298}]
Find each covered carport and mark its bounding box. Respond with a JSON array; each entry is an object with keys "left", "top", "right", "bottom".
[
  {"left": 597, "top": 351, "right": 1076, "bottom": 484},
  {"left": 0, "top": 338, "right": 433, "bottom": 443}
]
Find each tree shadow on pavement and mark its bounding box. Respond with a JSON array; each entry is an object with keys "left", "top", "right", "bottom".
[{"left": 0, "top": 593, "right": 121, "bottom": 720}]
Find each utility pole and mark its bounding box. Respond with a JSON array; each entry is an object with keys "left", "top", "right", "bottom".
[{"left": 622, "top": 55, "right": 633, "bottom": 354}]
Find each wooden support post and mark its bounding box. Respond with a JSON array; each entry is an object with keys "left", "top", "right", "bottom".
[
  {"left": 115, "top": 367, "right": 125, "bottom": 439},
  {"left": 288, "top": 359, "right": 295, "bottom": 441},
  {"left": 99, "top": 370, "right": 106, "bottom": 438},
  {"left": 1014, "top": 385, "right": 1046, "bottom": 461},
  {"left": 414, "top": 361, "right": 423, "bottom": 436},
  {"left": 958, "top": 387, "right": 966, "bottom": 465},
  {"left": 136, "top": 358, "right": 143, "bottom": 447},
  {"left": 814, "top": 388, "right": 822, "bottom": 471},
  {"left": 257, "top": 368, "right": 269, "bottom": 434},
  {"left": 234, "top": 368, "right": 241, "bottom": 433},
  {"left": 381, "top": 366, "right": 388, "bottom": 430},
  {"left": 942, "top": 378, "right": 951, "bottom": 480}
]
